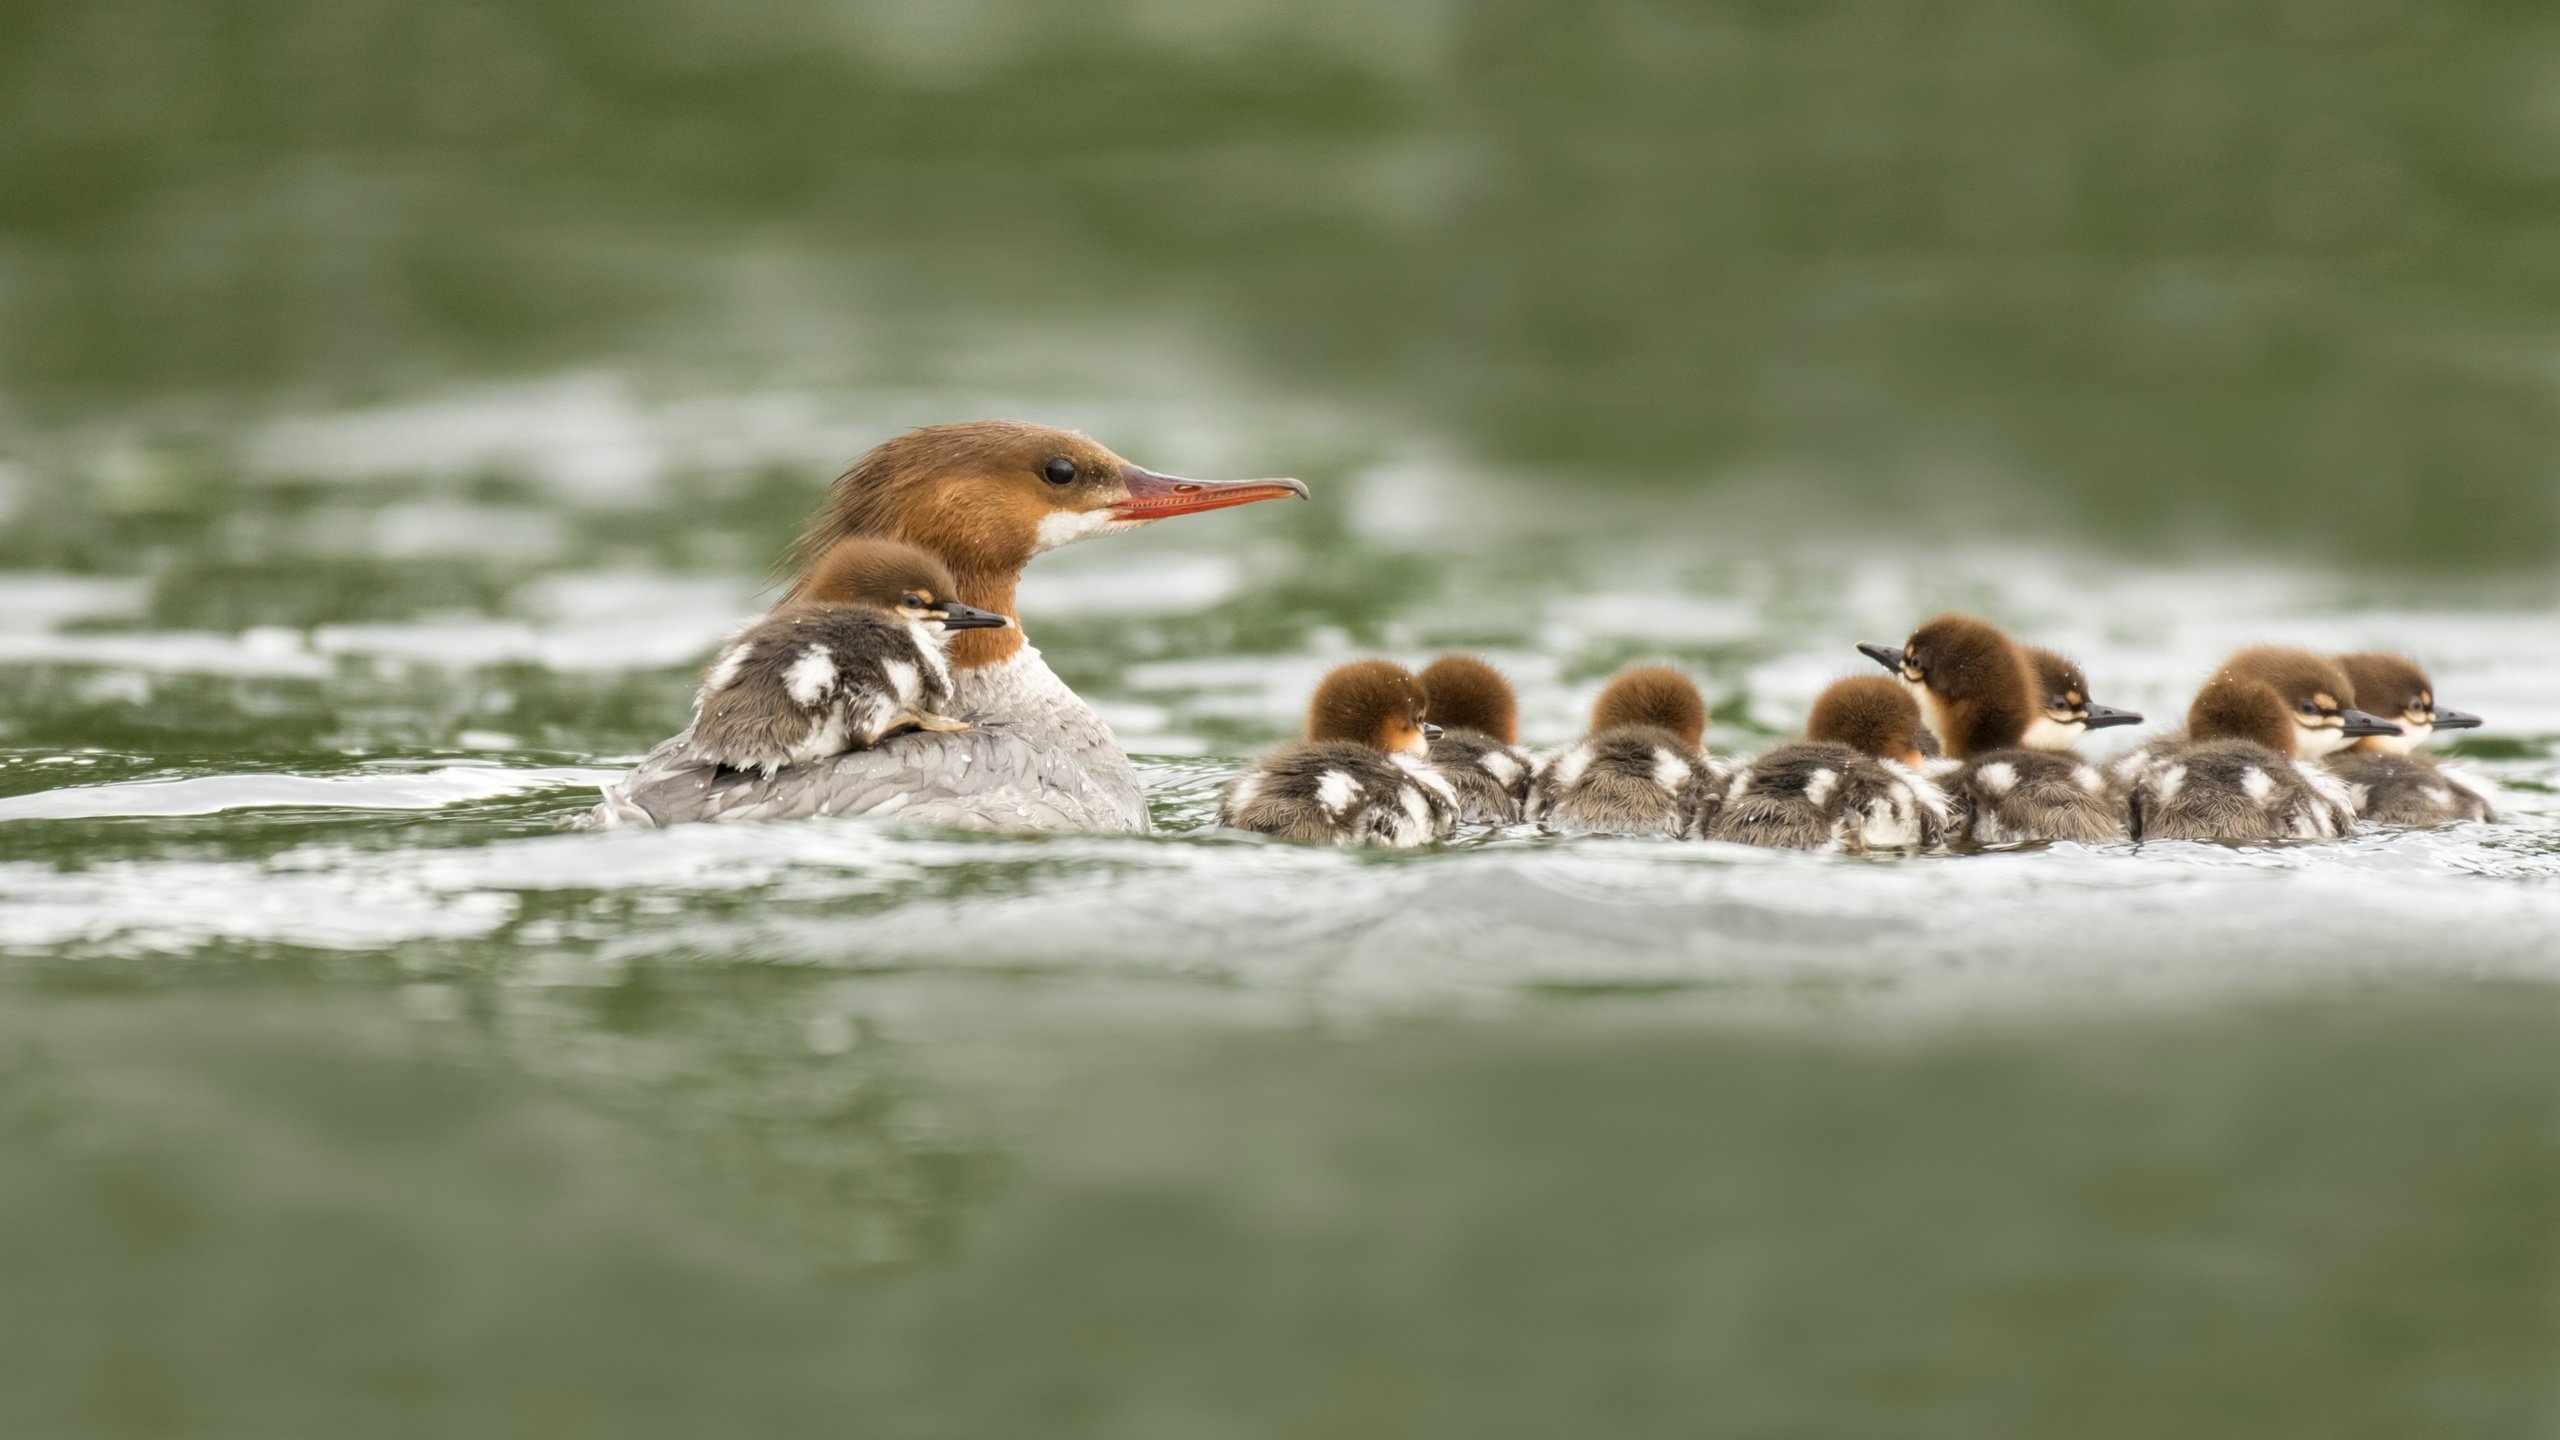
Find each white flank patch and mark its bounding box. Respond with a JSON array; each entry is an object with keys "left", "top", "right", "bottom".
[
  {"left": 1226, "top": 772, "right": 1263, "bottom": 814},
  {"left": 1392, "top": 750, "right": 1459, "bottom": 806},
  {"left": 1865, "top": 794, "right": 1922, "bottom": 849},
  {"left": 1726, "top": 769, "right": 1753, "bottom": 799},
  {"left": 785, "top": 713, "right": 852, "bottom": 772},
  {"left": 704, "top": 642, "right": 752, "bottom": 693},
  {"left": 1803, "top": 768, "right": 1839, "bottom": 809},
  {"left": 882, "top": 657, "right": 921, "bottom": 706},
  {"left": 1316, "top": 770, "right": 1363, "bottom": 816},
  {"left": 1399, "top": 785, "right": 1432, "bottom": 829},
  {"left": 2294, "top": 762, "right": 2358, "bottom": 829},
  {"left": 2073, "top": 766, "right": 2104, "bottom": 794},
  {"left": 1651, "top": 748, "right": 1691, "bottom": 792},
  {"left": 784, "top": 646, "right": 837, "bottom": 707},
  {"left": 1974, "top": 761, "right": 2018, "bottom": 798},
  {"left": 2154, "top": 765, "right": 2187, "bottom": 803},
  {"left": 1551, "top": 744, "right": 1592, "bottom": 791},
  {"left": 1479, "top": 749, "right": 1523, "bottom": 786},
  {"left": 1033, "top": 508, "right": 1145, "bottom": 554},
  {"left": 2424, "top": 786, "right": 2453, "bottom": 807},
  {"left": 2240, "top": 767, "right": 2275, "bottom": 803},
  {"left": 908, "top": 618, "right": 952, "bottom": 691}
]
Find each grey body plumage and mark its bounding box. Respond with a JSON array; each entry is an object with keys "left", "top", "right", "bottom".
[
  {"left": 2325, "top": 751, "right": 2496, "bottom": 826},
  {"left": 1708, "top": 741, "right": 1947, "bottom": 852},
  {"left": 1427, "top": 730, "right": 1535, "bottom": 825},
  {"left": 1217, "top": 742, "right": 1458, "bottom": 848},
  {"left": 1945, "top": 747, "right": 2124, "bottom": 845},
  {"left": 683, "top": 607, "right": 960, "bottom": 777},
  {"left": 1528, "top": 727, "right": 1728, "bottom": 838},
  {"left": 2124, "top": 738, "right": 2360, "bottom": 843}
]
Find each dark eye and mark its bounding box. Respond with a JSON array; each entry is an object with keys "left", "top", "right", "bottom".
[
  {"left": 2296, "top": 701, "right": 2321, "bottom": 715},
  {"left": 1041, "top": 456, "right": 1078, "bottom": 486},
  {"left": 901, "top": 592, "right": 926, "bottom": 608}
]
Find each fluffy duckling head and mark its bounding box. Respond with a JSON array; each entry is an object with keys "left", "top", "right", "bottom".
[
  {"left": 1806, "top": 676, "right": 1930, "bottom": 769},
  {"left": 1857, "top": 613, "right": 2032, "bottom": 759},
  {"left": 2019, "top": 646, "right": 2143, "bottom": 752},
  {"left": 1589, "top": 666, "right": 1707, "bottom": 749},
  {"left": 795, "top": 538, "right": 1013, "bottom": 634},
  {"left": 2189, "top": 647, "right": 2399, "bottom": 759},
  {"left": 2336, "top": 652, "right": 2482, "bottom": 755},
  {"left": 1307, "top": 659, "right": 1440, "bottom": 756},
  {"left": 1417, "top": 654, "right": 1520, "bottom": 745}
]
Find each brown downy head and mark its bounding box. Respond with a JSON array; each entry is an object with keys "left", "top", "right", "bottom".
[
  {"left": 1418, "top": 654, "right": 1520, "bottom": 745},
  {"left": 2189, "top": 647, "right": 2399, "bottom": 759},
  {"left": 794, "top": 538, "right": 1013, "bottom": 634},
  {"left": 1589, "top": 666, "right": 1707, "bottom": 749},
  {"left": 780, "top": 422, "right": 1305, "bottom": 668},
  {"left": 1806, "top": 676, "right": 1930, "bottom": 769},
  {"left": 2336, "top": 652, "right": 2481, "bottom": 755},
  {"left": 1856, "top": 613, "right": 2033, "bottom": 759},
  {"left": 2019, "top": 645, "right": 2143, "bottom": 752},
  {"left": 1306, "top": 659, "right": 1438, "bottom": 755}
]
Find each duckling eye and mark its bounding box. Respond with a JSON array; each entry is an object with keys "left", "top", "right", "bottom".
[
  {"left": 901, "top": 592, "right": 927, "bottom": 608},
  {"left": 1041, "top": 456, "right": 1078, "bottom": 486}
]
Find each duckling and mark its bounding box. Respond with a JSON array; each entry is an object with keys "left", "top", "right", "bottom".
[
  {"left": 1527, "top": 666, "right": 1729, "bottom": 837},
  {"left": 2018, "top": 646, "right": 2145, "bottom": 753},
  {"left": 1417, "top": 654, "right": 1536, "bottom": 825},
  {"left": 1858, "top": 615, "right": 2127, "bottom": 844},
  {"left": 2324, "top": 652, "right": 2495, "bottom": 825},
  {"left": 1217, "top": 659, "right": 1459, "bottom": 847},
  {"left": 684, "top": 538, "right": 1012, "bottom": 776},
  {"left": 2118, "top": 647, "right": 2397, "bottom": 843},
  {"left": 1706, "top": 676, "right": 1949, "bottom": 852}
]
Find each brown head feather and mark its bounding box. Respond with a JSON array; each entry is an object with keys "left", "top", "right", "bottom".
[
  {"left": 2335, "top": 652, "right": 2430, "bottom": 718},
  {"left": 2188, "top": 647, "right": 2358, "bottom": 757},
  {"left": 1418, "top": 654, "right": 1520, "bottom": 744},
  {"left": 1306, "top": 659, "right": 1433, "bottom": 755},
  {"left": 1900, "top": 614, "right": 2035, "bottom": 758},
  {"left": 2021, "top": 646, "right": 2088, "bottom": 710},
  {"left": 794, "top": 538, "right": 964, "bottom": 613},
  {"left": 1806, "top": 676, "right": 1929, "bottom": 767},
  {"left": 1590, "top": 666, "right": 1707, "bottom": 749}
]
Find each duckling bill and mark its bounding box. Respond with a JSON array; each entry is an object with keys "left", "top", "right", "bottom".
[
  {"left": 1218, "top": 660, "right": 1459, "bottom": 847},
  {"left": 683, "top": 538, "right": 1010, "bottom": 777}
]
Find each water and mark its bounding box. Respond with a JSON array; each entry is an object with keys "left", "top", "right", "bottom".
[{"left": 9, "top": 2, "right": 2560, "bottom": 1431}]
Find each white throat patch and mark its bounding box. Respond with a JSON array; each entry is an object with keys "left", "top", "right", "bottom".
[{"left": 1033, "top": 507, "right": 1147, "bottom": 555}]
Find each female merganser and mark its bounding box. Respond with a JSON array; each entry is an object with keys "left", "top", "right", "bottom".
[
  {"left": 1857, "top": 615, "right": 2128, "bottom": 844},
  {"left": 1706, "top": 676, "right": 1949, "bottom": 852},
  {"left": 1216, "top": 659, "right": 1458, "bottom": 847},
  {"left": 589, "top": 422, "right": 1305, "bottom": 830},
  {"left": 683, "top": 538, "right": 1011, "bottom": 775},
  {"left": 1417, "top": 653, "right": 1535, "bottom": 824},
  {"left": 1527, "top": 666, "right": 1727, "bottom": 837},
  {"left": 2117, "top": 647, "right": 2396, "bottom": 842},
  {"left": 2324, "top": 652, "right": 2496, "bottom": 825}
]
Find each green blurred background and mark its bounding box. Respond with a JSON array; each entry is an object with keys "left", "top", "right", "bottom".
[{"left": 6, "top": 4, "right": 2560, "bottom": 1436}]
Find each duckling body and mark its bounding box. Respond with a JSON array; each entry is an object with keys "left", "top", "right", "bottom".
[
  {"left": 1418, "top": 655, "right": 1535, "bottom": 825},
  {"left": 591, "top": 422, "right": 1306, "bottom": 831},
  {"left": 679, "top": 539, "right": 1007, "bottom": 778},
  {"left": 2323, "top": 652, "right": 2496, "bottom": 826},
  {"left": 1708, "top": 676, "right": 1947, "bottom": 852},
  {"left": 1528, "top": 668, "right": 1727, "bottom": 837},
  {"left": 1859, "top": 617, "right": 2131, "bottom": 845},
  {"left": 2120, "top": 648, "right": 2389, "bottom": 843},
  {"left": 1218, "top": 659, "right": 1458, "bottom": 848}
]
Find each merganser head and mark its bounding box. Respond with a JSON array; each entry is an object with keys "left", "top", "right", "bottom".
[
  {"left": 794, "top": 537, "right": 1013, "bottom": 635},
  {"left": 1307, "top": 659, "right": 1439, "bottom": 756},
  {"left": 2018, "top": 646, "right": 2144, "bottom": 752},
  {"left": 2189, "top": 647, "right": 2400, "bottom": 759},
  {"left": 1589, "top": 666, "right": 1707, "bottom": 749},
  {"left": 1856, "top": 614, "right": 2033, "bottom": 759},
  {"left": 1806, "top": 676, "right": 1930, "bottom": 770},
  {"left": 1417, "top": 654, "right": 1520, "bottom": 745},
  {"left": 2336, "top": 652, "right": 2483, "bottom": 755},
  {"left": 783, "top": 421, "right": 1307, "bottom": 666}
]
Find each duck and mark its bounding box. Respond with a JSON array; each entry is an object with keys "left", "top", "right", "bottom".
[
  {"left": 1417, "top": 654, "right": 1536, "bottom": 824},
  {"left": 1857, "top": 615, "right": 2128, "bottom": 845},
  {"left": 588, "top": 422, "right": 1305, "bottom": 830},
  {"left": 2115, "top": 647, "right": 2396, "bottom": 843},
  {"left": 682, "top": 538, "right": 1012, "bottom": 776},
  {"left": 1706, "top": 676, "right": 1949, "bottom": 852},
  {"left": 2018, "top": 646, "right": 2145, "bottom": 753},
  {"left": 1526, "top": 666, "right": 1728, "bottom": 836},
  {"left": 2324, "top": 652, "right": 2496, "bottom": 825},
  {"left": 1216, "top": 660, "right": 1459, "bottom": 847}
]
